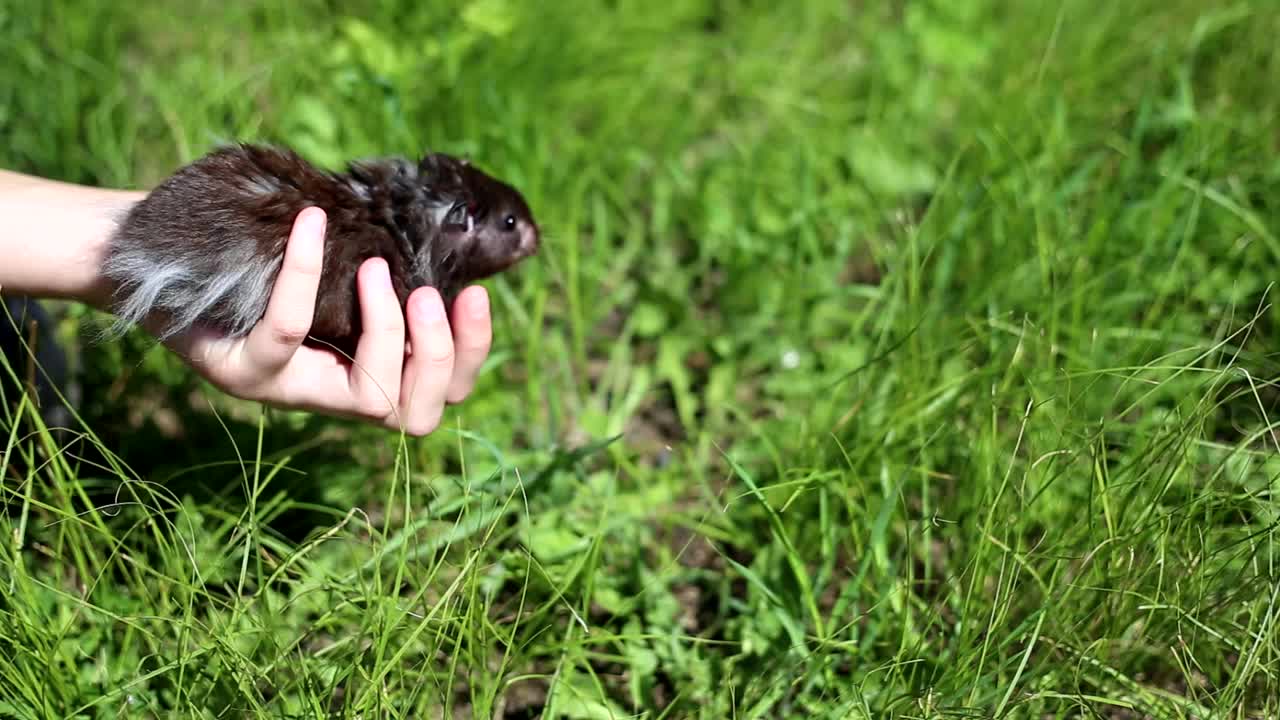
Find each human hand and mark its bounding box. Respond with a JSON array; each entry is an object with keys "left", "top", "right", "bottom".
[{"left": 160, "top": 207, "right": 493, "bottom": 436}]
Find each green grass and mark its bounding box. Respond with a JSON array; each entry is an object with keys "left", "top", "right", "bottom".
[{"left": 2, "top": 0, "right": 1280, "bottom": 717}]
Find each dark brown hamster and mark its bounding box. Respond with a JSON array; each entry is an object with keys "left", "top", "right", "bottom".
[{"left": 101, "top": 143, "right": 540, "bottom": 356}]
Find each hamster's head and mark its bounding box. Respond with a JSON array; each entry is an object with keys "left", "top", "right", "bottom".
[{"left": 421, "top": 153, "right": 540, "bottom": 283}]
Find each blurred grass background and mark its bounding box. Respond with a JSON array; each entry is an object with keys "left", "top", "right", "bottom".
[{"left": 2, "top": 0, "right": 1280, "bottom": 717}]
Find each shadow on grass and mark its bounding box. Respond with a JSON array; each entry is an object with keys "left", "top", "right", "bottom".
[{"left": 0, "top": 300, "right": 370, "bottom": 544}]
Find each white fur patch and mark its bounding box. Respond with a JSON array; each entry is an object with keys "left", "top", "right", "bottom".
[{"left": 101, "top": 238, "right": 281, "bottom": 342}]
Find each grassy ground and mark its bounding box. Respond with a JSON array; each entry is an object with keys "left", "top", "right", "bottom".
[{"left": 2, "top": 0, "right": 1279, "bottom": 717}]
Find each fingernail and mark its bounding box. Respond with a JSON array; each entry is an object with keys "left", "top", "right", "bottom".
[
  {"left": 469, "top": 289, "right": 489, "bottom": 321},
  {"left": 302, "top": 206, "right": 326, "bottom": 234},
  {"left": 427, "top": 291, "right": 447, "bottom": 322},
  {"left": 417, "top": 289, "right": 446, "bottom": 323},
  {"left": 365, "top": 258, "right": 391, "bottom": 289}
]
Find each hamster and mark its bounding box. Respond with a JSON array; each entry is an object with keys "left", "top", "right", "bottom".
[{"left": 100, "top": 143, "right": 540, "bottom": 356}]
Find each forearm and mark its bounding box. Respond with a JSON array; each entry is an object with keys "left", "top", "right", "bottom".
[{"left": 0, "top": 170, "right": 144, "bottom": 309}]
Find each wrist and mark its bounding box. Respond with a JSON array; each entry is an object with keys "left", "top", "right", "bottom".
[{"left": 0, "top": 170, "right": 144, "bottom": 311}]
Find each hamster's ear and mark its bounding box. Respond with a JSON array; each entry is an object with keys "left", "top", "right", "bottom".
[
  {"left": 442, "top": 201, "right": 468, "bottom": 228},
  {"left": 419, "top": 152, "right": 467, "bottom": 186},
  {"left": 419, "top": 153, "right": 444, "bottom": 175}
]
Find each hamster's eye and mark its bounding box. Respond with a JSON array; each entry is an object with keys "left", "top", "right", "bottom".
[{"left": 503, "top": 215, "right": 517, "bottom": 231}]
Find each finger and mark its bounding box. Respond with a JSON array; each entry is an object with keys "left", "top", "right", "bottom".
[
  {"left": 398, "top": 286, "right": 454, "bottom": 436},
  {"left": 241, "top": 206, "right": 327, "bottom": 373},
  {"left": 444, "top": 285, "right": 491, "bottom": 404},
  {"left": 347, "top": 257, "right": 405, "bottom": 421}
]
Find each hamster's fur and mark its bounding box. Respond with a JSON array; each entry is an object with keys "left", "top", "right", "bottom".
[{"left": 102, "top": 143, "right": 539, "bottom": 355}]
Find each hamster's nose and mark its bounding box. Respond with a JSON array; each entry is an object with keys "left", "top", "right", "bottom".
[{"left": 518, "top": 222, "right": 540, "bottom": 256}]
